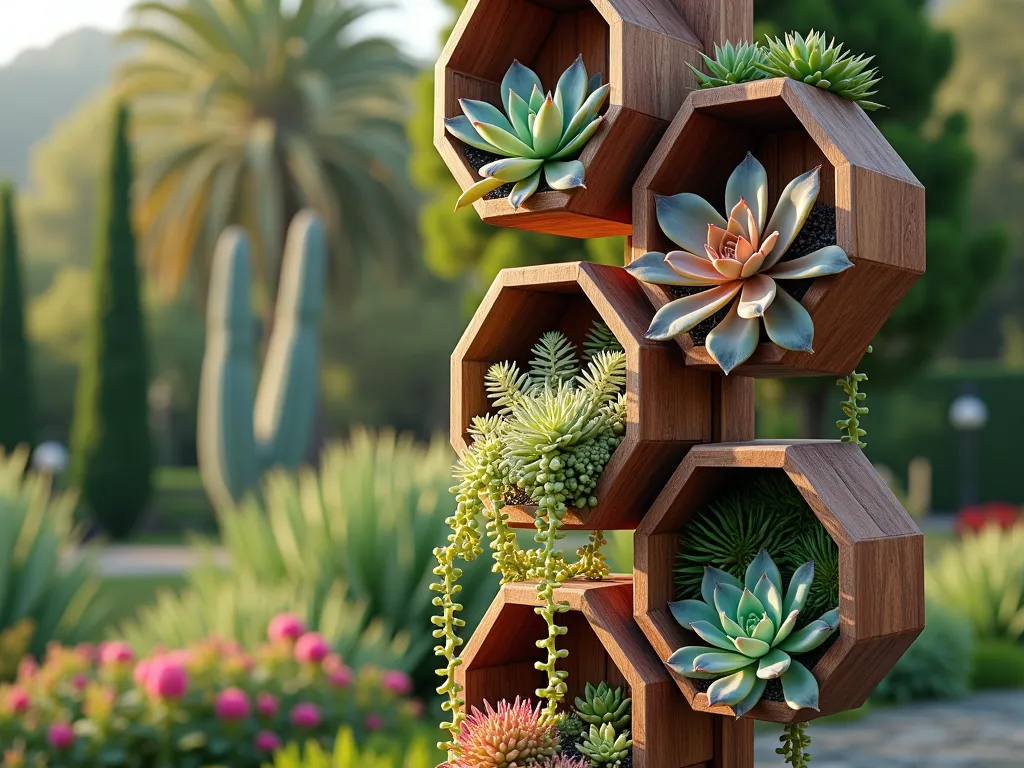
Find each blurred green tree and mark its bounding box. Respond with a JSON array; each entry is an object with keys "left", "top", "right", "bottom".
[
  {"left": 118, "top": 0, "right": 419, "bottom": 308},
  {"left": 71, "top": 103, "right": 153, "bottom": 539},
  {"left": 753, "top": 0, "right": 1008, "bottom": 433},
  {"left": 410, "top": 0, "right": 622, "bottom": 312},
  {"left": 0, "top": 183, "right": 36, "bottom": 451},
  {"left": 933, "top": 0, "right": 1024, "bottom": 361}
]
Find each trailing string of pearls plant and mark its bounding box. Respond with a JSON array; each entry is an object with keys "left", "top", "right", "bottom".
[{"left": 431, "top": 322, "right": 627, "bottom": 755}]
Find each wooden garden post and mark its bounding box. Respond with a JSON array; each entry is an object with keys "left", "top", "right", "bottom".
[{"left": 434, "top": 2, "right": 926, "bottom": 767}]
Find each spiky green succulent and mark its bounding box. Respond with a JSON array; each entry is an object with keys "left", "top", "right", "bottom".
[
  {"left": 446, "top": 56, "right": 609, "bottom": 211},
  {"left": 626, "top": 152, "right": 854, "bottom": 374},
  {"left": 574, "top": 682, "right": 631, "bottom": 730},
  {"left": 785, "top": 525, "right": 840, "bottom": 621},
  {"left": 688, "top": 41, "right": 769, "bottom": 88},
  {"left": 583, "top": 321, "right": 623, "bottom": 362},
  {"left": 667, "top": 550, "right": 840, "bottom": 715},
  {"left": 576, "top": 723, "right": 632, "bottom": 766},
  {"left": 756, "top": 31, "right": 883, "bottom": 111}
]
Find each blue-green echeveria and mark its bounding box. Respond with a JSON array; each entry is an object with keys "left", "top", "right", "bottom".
[{"left": 666, "top": 549, "right": 840, "bottom": 716}]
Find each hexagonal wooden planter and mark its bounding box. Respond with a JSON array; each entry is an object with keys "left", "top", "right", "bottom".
[
  {"left": 630, "top": 78, "right": 927, "bottom": 377},
  {"left": 633, "top": 440, "right": 926, "bottom": 723},
  {"left": 452, "top": 261, "right": 756, "bottom": 530},
  {"left": 457, "top": 576, "right": 754, "bottom": 768},
  {"left": 435, "top": 0, "right": 753, "bottom": 238}
]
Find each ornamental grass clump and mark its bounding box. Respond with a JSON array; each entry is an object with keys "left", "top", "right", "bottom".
[
  {"left": 667, "top": 550, "right": 839, "bottom": 715},
  {"left": 627, "top": 153, "right": 853, "bottom": 374},
  {"left": 446, "top": 56, "right": 608, "bottom": 210},
  {"left": 0, "top": 614, "right": 422, "bottom": 767}
]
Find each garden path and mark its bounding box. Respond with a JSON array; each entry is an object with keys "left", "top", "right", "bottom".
[{"left": 754, "top": 691, "right": 1024, "bottom": 767}]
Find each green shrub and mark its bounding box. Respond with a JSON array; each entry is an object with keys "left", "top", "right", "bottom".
[
  {"left": 0, "top": 617, "right": 422, "bottom": 767},
  {"left": 211, "top": 429, "right": 499, "bottom": 691},
  {"left": 970, "top": 639, "right": 1024, "bottom": 690},
  {"left": 871, "top": 601, "right": 974, "bottom": 704},
  {"left": 0, "top": 448, "right": 108, "bottom": 663},
  {"left": 267, "top": 728, "right": 438, "bottom": 768},
  {"left": 927, "top": 524, "right": 1024, "bottom": 642}
]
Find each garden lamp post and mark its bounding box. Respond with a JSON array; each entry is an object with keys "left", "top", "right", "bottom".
[{"left": 949, "top": 390, "right": 988, "bottom": 509}]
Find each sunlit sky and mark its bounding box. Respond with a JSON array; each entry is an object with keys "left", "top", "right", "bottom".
[{"left": 0, "top": 0, "right": 451, "bottom": 65}]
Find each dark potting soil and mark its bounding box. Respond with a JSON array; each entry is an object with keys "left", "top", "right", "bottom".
[
  {"left": 504, "top": 486, "right": 533, "bottom": 506},
  {"left": 691, "top": 632, "right": 840, "bottom": 705},
  {"left": 669, "top": 203, "right": 837, "bottom": 347},
  {"left": 462, "top": 145, "right": 553, "bottom": 201}
]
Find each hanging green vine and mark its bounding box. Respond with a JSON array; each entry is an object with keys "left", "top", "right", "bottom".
[
  {"left": 836, "top": 345, "right": 871, "bottom": 448},
  {"left": 776, "top": 722, "right": 812, "bottom": 767},
  {"left": 431, "top": 323, "right": 626, "bottom": 753}
]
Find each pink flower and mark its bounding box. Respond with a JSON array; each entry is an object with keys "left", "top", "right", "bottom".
[
  {"left": 294, "top": 632, "right": 329, "bottom": 664},
  {"left": 100, "top": 641, "right": 134, "bottom": 666},
  {"left": 214, "top": 687, "right": 250, "bottom": 721},
  {"left": 322, "top": 653, "right": 344, "bottom": 672},
  {"left": 256, "top": 691, "right": 279, "bottom": 717},
  {"left": 267, "top": 613, "right": 306, "bottom": 643},
  {"left": 327, "top": 665, "right": 353, "bottom": 688},
  {"left": 47, "top": 722, "right": 75, "bottom": 750},
  {"left": 290, "top": 702, "right": 321, "bottom": 729},
  {"left": 254, "top": 730, "right": 282, "bottom": 752},
  {"left": 365, "top": 712, "right": 385, "bottom": 731},
  {"left": 133, "top": 659, "right": 151, "bottom": 687},
  {"left": 145, "top": 657, "right": 189, "bottom": 700},
  {"left": 381, "top": 670, "right": 412, "bottom": 696},
  {"left": 71, "top": 673, "right": 89, "bottom": 691},
  {"left": 6, "top": 687, "right": 30, "bottom": 714},
  {"left": 17, "top": 656, "right": 37, "bottom": 681}
]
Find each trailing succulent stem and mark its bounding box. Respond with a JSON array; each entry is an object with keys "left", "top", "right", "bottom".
[
  {"left": 197, "top": 212, "right": 326, "bottom": 511},
  {"left": 777, "top": 722, "right": 812, "bottom": 767},
  {"left": 434, "top": 324, "right": 627, "bottom": 749},
  {"left": 837, "top": 346, "right": 871, "bottom": 448}
]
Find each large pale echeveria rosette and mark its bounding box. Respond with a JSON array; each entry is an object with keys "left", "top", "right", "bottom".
[
  {"left": 667, "top": 549, "right": 840, "bottom": 716},
  {"left": 627, "top": 153, "right": 854, "bottom": 374},
  {"left": 445, "top": 56, "right": 608, "bottom": 211}
]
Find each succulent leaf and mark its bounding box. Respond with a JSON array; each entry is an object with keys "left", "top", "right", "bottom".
[
  {"left": 554, "top": 55, "right": 589, "bottom": 131},
  {"left": 762, "top": 167, "right": 820, "bottom": 268},
  {"left": 783, "top": 561, "right": 816, "bottom": 616},
  {"left": 533, "top": 96, "right": 565, "bottom": 156},
  {"left": 561, "top": 85, "right": 611, "bottom": 147},
  {"left": 712, "top": 582, "right": 744, "bottom": 623},
  {"left": 480, "top": 157, "right": 545, "bottom": 182},
  {"left": 780, "top": 660, "right": 820, "bottom": 711},
  {"left": 702, "top": 565, "right": 745, "bottom": 606},
  {"left": 507, "top": 89, "right": 533, "bottom": 142},
  {"left": 459, "top": 98, "right": 515, "bottom": 136},
  {"left": 551, "top": 117, "right": 604, "bottom": 160},
  {"left": 762, "top": 288, "right": 815, "bottom": 353},
  {"left": 545, "top": 160, "right": 586, "bottom": 191},
  {"left": 731, "top": 635, "right": 771, "bottom": 658},
  {"left": 725, "top": 152, "right": 769, "bottom": 232},
  {"left": 510, "top": 170, "right": 543, "bottom": 209},
  {"left": 733, "top": 677, "right": 769, "bottom": 717},
  {"left": 646, "top": 283, "right": 741, "bottom": 341},
  {"left": 655, "top": 194, "right": 728, "bottom": 255},
  {"left": 705, "top": 303, "right": 760, "bottom": 375},
  {"left": 767, "top": 245, "right": 854, "bottom": 280},
  {"left": 737, "top": 274, "right": 778, "bottom": 319},
  {"left": 707, "top": 667, "right": 758, "bottom": 707},
  {"left": 777, "top": 619, "right": 836, "bottom": 654},
  {"left": 688, "top": 41, "right": 770, "bottom": 89},
  {"left": 691, "top": 620, "right": 738, "bottom": 651},
  {"left": 665, "top": 250, "right": 734, "bottom": 285},
  {"left": 473, "top": 121, "right": 536, "bottom": 158},
  {"left": 694, "top": 650, "right": 755, "bottom": 675},
  {"left": 756, "top": 648, "right": 792, "bottom": 680},
  {"left": 626, "top": 252, "right": 706, "bottom": 287},
  {"left": 753, "top": 573, "right": 783, "bottom": 628},
  {"left": 455, "top": 177, "right": 507, "bottom": 211},
  {"left": 501, "top": 60, "right": 543, "bottom": 116},
  {"left": 667, "top": 646, "right": 718, "bottom": 679},
  {"left": 445, "top": 115, "right": 502, "bottom": 153}
]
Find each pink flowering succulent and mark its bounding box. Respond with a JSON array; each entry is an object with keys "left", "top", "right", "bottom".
[
  {"left": 0, "top": 617, "right": 421, "bottom": 767},
  {"left": 627, "top": 153, "right": 853, "bottom": 374}
]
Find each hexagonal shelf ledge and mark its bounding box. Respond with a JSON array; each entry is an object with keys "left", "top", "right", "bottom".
[
  {"left": 633, "top": 441, "right": 925, "bottom": 723},
  {"left": 457, "top": 577, "right": 753, "bottom": 768},
  {"left": 435, "top": 0, "right": 753, "bottom": 238},
  {"left": 630, "top": 78, "right": 926, "bottom": 377},
  {"left": 451, "top": 261, "right": 754, "bottom": 530}
]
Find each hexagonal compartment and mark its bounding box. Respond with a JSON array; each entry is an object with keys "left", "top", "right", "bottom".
[
  {"left": 633, "top": 440, "right": 925, "bottom": 723},
  {"left": 451, "top": 262, "right": 750, "bottom": 530},
  {"left": 630, "top": 78, "right": 926, "bottom": 377},
  {"left": 457, "top": 577, "right": 751, "bottom": 767},
  {"left": 435, "top": 0, "right": 751, "bottom": 237}
]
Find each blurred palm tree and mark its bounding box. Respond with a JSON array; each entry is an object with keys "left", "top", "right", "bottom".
[{"left": 118, "top": 0, "right": 418, "bottom": 306}]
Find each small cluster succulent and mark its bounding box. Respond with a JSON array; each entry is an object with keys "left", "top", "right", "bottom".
[
  {"left": 688, "top": 41, "right": 769, "bottom": 88},
  {"left": 688, "top": 31, "right": 883, "bottom": 111},
  {"left": 446, "top": 697, "right": 560, "bottom": 768},
  {"left": 837, "top": 347, "right": 871, "bottom": 448},
  {"left": 759, "top": 31, "right": 883, "bottom": 111},
  {"left": 667, "top": 550, "right": 840, "bottom": 715},
  {"left": 627, "top": 152, "right": 853, "bottom": 374},
  {"left": 447, "top": 56, "right": 608, "bottom": 210},
  {"left": 574, "top": 682, "right": 631, "bottom": 731},
  {"left": 577, "top": 723, "right": 633, "bottom": 767}
]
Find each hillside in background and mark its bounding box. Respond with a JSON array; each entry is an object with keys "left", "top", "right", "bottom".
[{"left": 0, "top": 28, "right": 118, "bottom": 187}]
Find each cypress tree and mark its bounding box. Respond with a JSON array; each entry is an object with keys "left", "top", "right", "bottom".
[
  {"left": 0, "top": 183, "right": 36, "bottom": 452},
  {"left": 71, "top": 102, "right": 153, "bottom": 538}
]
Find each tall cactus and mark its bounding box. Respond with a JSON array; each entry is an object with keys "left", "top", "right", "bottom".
[{"left": 198, "top": 211, "right": 326, "bottom": 510}]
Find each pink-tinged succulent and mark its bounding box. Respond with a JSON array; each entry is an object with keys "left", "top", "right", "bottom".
[
  {"left": 267, "top": 613, "right": 306, "bottom": 643},
  {"left": 290, "top": 701, "right": 321, "bottom": 728},
  {"left": 47, "top": 722, "right": 75, "bottom": 750},
  {"left": 214, "top": 687, "right": 251, "bottom": 721},
  {"left": 627, "top": 153, "right": 854, "bottom": 374},
  {"left": 293, "top": 632, "right": 329, "bottom": 664},
  {"left": 254, "top": 730, "right": 282, "bottom": 752},
  {"left": 448, "top": 697, "right": 559, "bottom": 768},
  {"left": 544, "top": 757, "right": 590, "bottom": 768}
]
